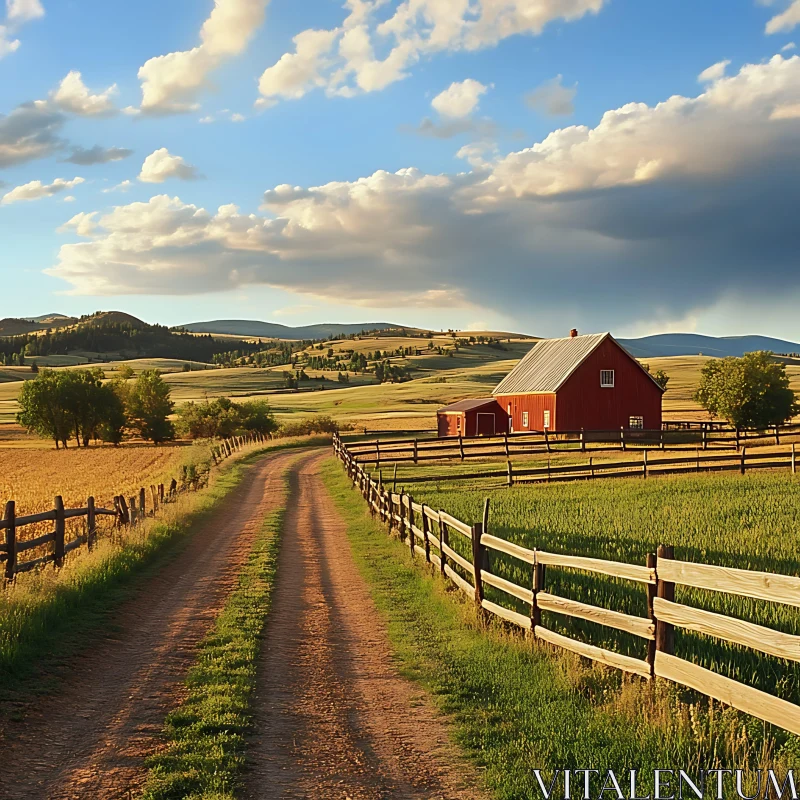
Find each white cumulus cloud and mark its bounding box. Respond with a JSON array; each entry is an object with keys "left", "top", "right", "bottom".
[
  {"left": 138, "top": 0, "right": 269, "bottom": 114},
  {"left": 766, "top": 0, "right": 800, "bottom": 33},
  {"left": 2, "top": 176, "right": 83, "bottom": 205},
  {"left": 431, "top": 79, "right": 488, "bottom": 118},
  {"left": 698, "top": 59, "right": 731, "bottom": 83},
  {"left": 6, "top": 0, "right": 44, "bottom": 22},
  {"left": 138, "top": 148, "right": 200, "bottom": 183},
  {"left": 0, "top": 24, "right": 20, "bottom": 57},
  {"left": 51, "top": 71, "right": 117, "bottom": 116},
  {"left": 256, "top": 0, "right": 606, "bottom": 105},
  {"left": 48, "top": 54, "right": 800, "bottom": 335}
]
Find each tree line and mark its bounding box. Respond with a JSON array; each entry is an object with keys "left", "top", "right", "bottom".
[{"left": 17, "top": 367, "right": 281, "bottom": 449}]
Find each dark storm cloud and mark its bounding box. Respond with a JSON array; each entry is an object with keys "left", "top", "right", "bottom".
[{"left": 64, "top": 145, "right": 133, "bottom": 165}]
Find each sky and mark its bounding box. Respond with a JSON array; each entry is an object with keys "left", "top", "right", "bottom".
[{"left": 1, "top": 0, "right": 800, "bottom": 338}]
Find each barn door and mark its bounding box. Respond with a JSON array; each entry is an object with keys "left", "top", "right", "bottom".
[{"left": 476, "top": 413, "right": 496, "bottom": 437}]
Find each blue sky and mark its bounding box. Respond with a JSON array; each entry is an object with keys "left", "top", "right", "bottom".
[{"left": 1, "top": 0, "right": 800, "bottom": 337}]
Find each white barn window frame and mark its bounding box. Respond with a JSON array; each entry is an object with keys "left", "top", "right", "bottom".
[
  {"left": 522, "top": 411, "right": 529, "bottom": 428},
  {"left": 629, "top": 416, "right": 644, "bottom": 430},
  {"left": 600, "top": 369, "right": 615, "bottom": 388},
  {"left": 543, "top": 410, "right": 551, "bottom": 429}
]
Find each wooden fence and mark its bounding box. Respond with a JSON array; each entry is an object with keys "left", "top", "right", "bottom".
[
  {"left": 334, "top": 436, "right": 800, "bottom": 737},
  {"left": 0, "top": 432, "right": 268, "bottom": 581},
  {"left": 344, "top": 422, "right": 800, "bottom": 467},
  {"left": 378, "top": 444, "right": 800, "bottom": 487}
]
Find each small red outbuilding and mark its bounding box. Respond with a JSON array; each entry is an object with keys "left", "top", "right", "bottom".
[{"left": 436, "top": 398, "right": 509, "bottom": 438}]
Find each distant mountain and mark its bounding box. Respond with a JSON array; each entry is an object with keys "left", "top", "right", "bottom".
[
  {"left": 619, "top": 333, "right": 800, "bottom": 359},
  {"left": 176, "top": 319, "right": 403, "bottom": 339}
]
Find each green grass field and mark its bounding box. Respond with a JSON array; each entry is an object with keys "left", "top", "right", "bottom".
[
  {"left": 406, "top": 470, "right": 800, "bottom": 707},
  {"left": 322, "top": 460, "right": 800, "bottom": 795}
]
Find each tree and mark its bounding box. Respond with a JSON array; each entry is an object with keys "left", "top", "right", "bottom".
[
  {"left": 128, "top": 370, "right": 175, "bottom": 443},
  {"left": 642, "top": 363, "right": 670, "bottom": 390},
  {"left": 694, "top": 351, "right": 798, "bottom": 429},
  {"left": 17, "top": 370, "right": 72, "bottom": 448}
]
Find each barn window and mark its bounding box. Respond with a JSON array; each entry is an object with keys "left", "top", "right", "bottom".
[
  {"left": 629, "top": 416, "right": 644, "bottom": 429},
  {"left": 600, "top": 370, "right": 615, "bottom": 388},
  {"left": 543, "top": 410, "right": 551, "bottom": 429},
  {"left": 522, "top": 411, "right": 529, "bottom": 428}
]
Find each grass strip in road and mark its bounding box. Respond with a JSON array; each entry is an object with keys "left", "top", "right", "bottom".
[
  {"left": 141, "top": 467, "right": 292, "bottom": 800},
  {"left": 321, "top": 457, "right": 799, "bottom": 800}
]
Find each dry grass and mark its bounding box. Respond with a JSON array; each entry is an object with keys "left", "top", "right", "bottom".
[{"left": 1, "top": 444, "right": 187, "bottom": 516}]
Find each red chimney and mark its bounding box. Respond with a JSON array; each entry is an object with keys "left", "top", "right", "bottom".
[{"left": 570, "top": 328, "right": 578, "bottom": 338}]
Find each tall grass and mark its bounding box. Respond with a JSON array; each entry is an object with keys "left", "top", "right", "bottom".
[
  {"left": 408, "top": 472, "right": 800, "bottom": 713},
  {"left": 322, "top": 460, "right": 800, "bottom": 796}
]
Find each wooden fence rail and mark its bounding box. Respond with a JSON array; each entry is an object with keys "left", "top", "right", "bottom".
[
  {"left": 370, "top": 444, "right": 800, "bottom": 488},
  {"left": 334, "top": 433, "right": 800, "bottom": 737},
  {"left": 0, "top": 432, "right": 269, "bottom": 581},
  {"left": 343, "top": 422, "right": 800, "bottom": 466}
]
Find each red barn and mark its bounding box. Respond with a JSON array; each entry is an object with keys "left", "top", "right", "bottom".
[
  {"left": 492, "top": 331, "right": 664, "bottom": 433},
  {"left": 436, "top": 398, "right": 509, "bottom": 438}
]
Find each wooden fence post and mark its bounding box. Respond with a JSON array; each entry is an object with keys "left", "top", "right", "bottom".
[
  {"left": 621, "top": 427, "right": 626, "bottom": 451},
  {"left": 544, "top": 428, "right": 550, "bottom": 453},
  {"left": 375, "top": 439, "right": 380, "bottom": 467},
  {"left": 793, "top": 443, "right": 796, "bottom": 475},
  {"left": 392, "top": 463, "right": 398, "bottom": 492},
  {"left": 407, "top": 495, "right": 415, "bottom": 556},
  {"left": 169, "top": 478, "right": 177, "bottom": 497},
  {"left": 507, "top": 460, "right": 513, "bottom": 487},
  {"left": 159, "top": 484, "right": 165, "bottom": 504},
  {"left": 459, "top": 435, "right": 465, "bottom": 461},
  {"left": 471, "top": 522, "right": 485, "bottom": 615},
  {"left": 151, "top": 485, "right": 158, "bottom": 513},
  {"left": 54, "top": 496, "right": 65, "bottom": 568},
  {"left": 643, "top": 450, "right": 648, "bottom": 479},
  {"left": 413, "top": 438, "right": 418, "bottom": 465},
  {"left": 740, "top": 447, "right": 747, "bottom": 475},
  {"left": 4, "top": 500, "right": 15, "bottom": 580},
  {"left": 87, "top": 496, "right": 96, "bottom": 550},
  {"left": 140, "top": 488, "right": 146, "bottom": 517},
  {"left": 421, "top": 505, "right": 431, "bottom": 562},
  {"left": 655, "top": 545, "right": 675, "bottom": 656},
  {"left": 129, "top": 496, "right": 137, "bottom": 522},
  {"left": 702, "top": 427, "right": 707, "bottom": 451},
  {"left": 646, "top": 552, "right": 657, "bottom": 676},
  {"left": 531, "top": 557, "right": 545, "bottom": 635},
  {"left": 504, "top": 431, "right": 510, "bottom": 458},
  {"left": 119, "top": 495, "right": 130, "bottom": 525},
  {"left": 440, "top": 517, "right": 449, "bottom": 577},
  {"left": 775, "top": 425, "right": 780, "bottom": 446},
  {"left": 580, "top": 428, "right": 585, "bottom": 453},
  {"left": 590, "top": 456, "right": 594, "bottom": 479},
  {"left": 735, "top": 428, "right": 740, "bottom": 451}
]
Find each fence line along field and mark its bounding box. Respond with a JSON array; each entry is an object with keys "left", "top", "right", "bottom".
[{"left": 335, "top": 437, "right": 800, "bottom": 753}]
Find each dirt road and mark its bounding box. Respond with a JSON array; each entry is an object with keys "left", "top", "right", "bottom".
[
  {"left": 0, "top": 448, "right": 304, "bottom": 800},
  {"left": 243, "top": 453, "right": 486, "bottom": 800}
]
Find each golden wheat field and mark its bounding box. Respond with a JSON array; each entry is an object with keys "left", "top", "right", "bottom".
[{"left": 1, "top": 445, "right": 188, "bottom": 518}]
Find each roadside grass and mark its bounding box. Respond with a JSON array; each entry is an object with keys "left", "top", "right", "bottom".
[
  {"left": 321, "top": 458, "right": 800, "bottom": 799},
  {"left": 0, "top": 438, "right": 325, "bottom": 696},
  {"left": 141, "top": 465, "right": 293, "bottom": 800}
]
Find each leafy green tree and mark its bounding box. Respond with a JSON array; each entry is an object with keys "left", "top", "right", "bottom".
[
  {"left": 642, "top": 363, "right": 670, "bottom": 390},
  {"left": 128, "top": 370, "right": 175, "bottom": 443},
  {"left": 694, "top": 351, "right": 798, "bottom": 428},
  {"left": 239, "top": 400, "right": 277, "bottom": 435},
  {"left": 17, "top": 370, "right": 72, "bottom": 448}
]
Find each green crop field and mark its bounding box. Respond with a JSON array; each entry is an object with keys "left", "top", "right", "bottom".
[{"left": 406, "top": 471, "right": 800, "bottom": 709}]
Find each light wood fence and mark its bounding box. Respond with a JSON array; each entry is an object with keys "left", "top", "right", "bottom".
[
  {"left": 0, "top": 432, "right": 268, "bottom": 581},
  {"left": 334, "top": 435, "right": 800, "bottom": 737},
  {"left": 344, "top": 423, "right": 800, "bottom": 467},
  {"left": 379, "top": 445, "right": 800, "bottom": 487}
]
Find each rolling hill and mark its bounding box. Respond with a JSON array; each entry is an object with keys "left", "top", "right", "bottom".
[
  {"left": 176, "top": 319, "right": 403, "bottom": 339},
  {"left": 619, "top": 333, "right": 800, "bottom": 358}
]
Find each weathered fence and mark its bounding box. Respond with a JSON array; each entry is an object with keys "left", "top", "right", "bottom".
[
  {"left": 334, "top": 436, "right": 800, "bottom": 737},
  {"left": 344, "top": 422, "right": 800, "bottom": 466},
  {"left": 378, "top": 444, "right": 800, "bottom": 487},
  {"left": 0, "top": 432, "right": 269, "bottom": 581}
]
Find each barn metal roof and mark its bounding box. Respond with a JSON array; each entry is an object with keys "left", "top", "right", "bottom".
[
  {"left": 437, "top": 398, "right": 500, "bottom": 413},
  {"left": 492, "top": 333, "right": 610, "bottom": 395}
]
